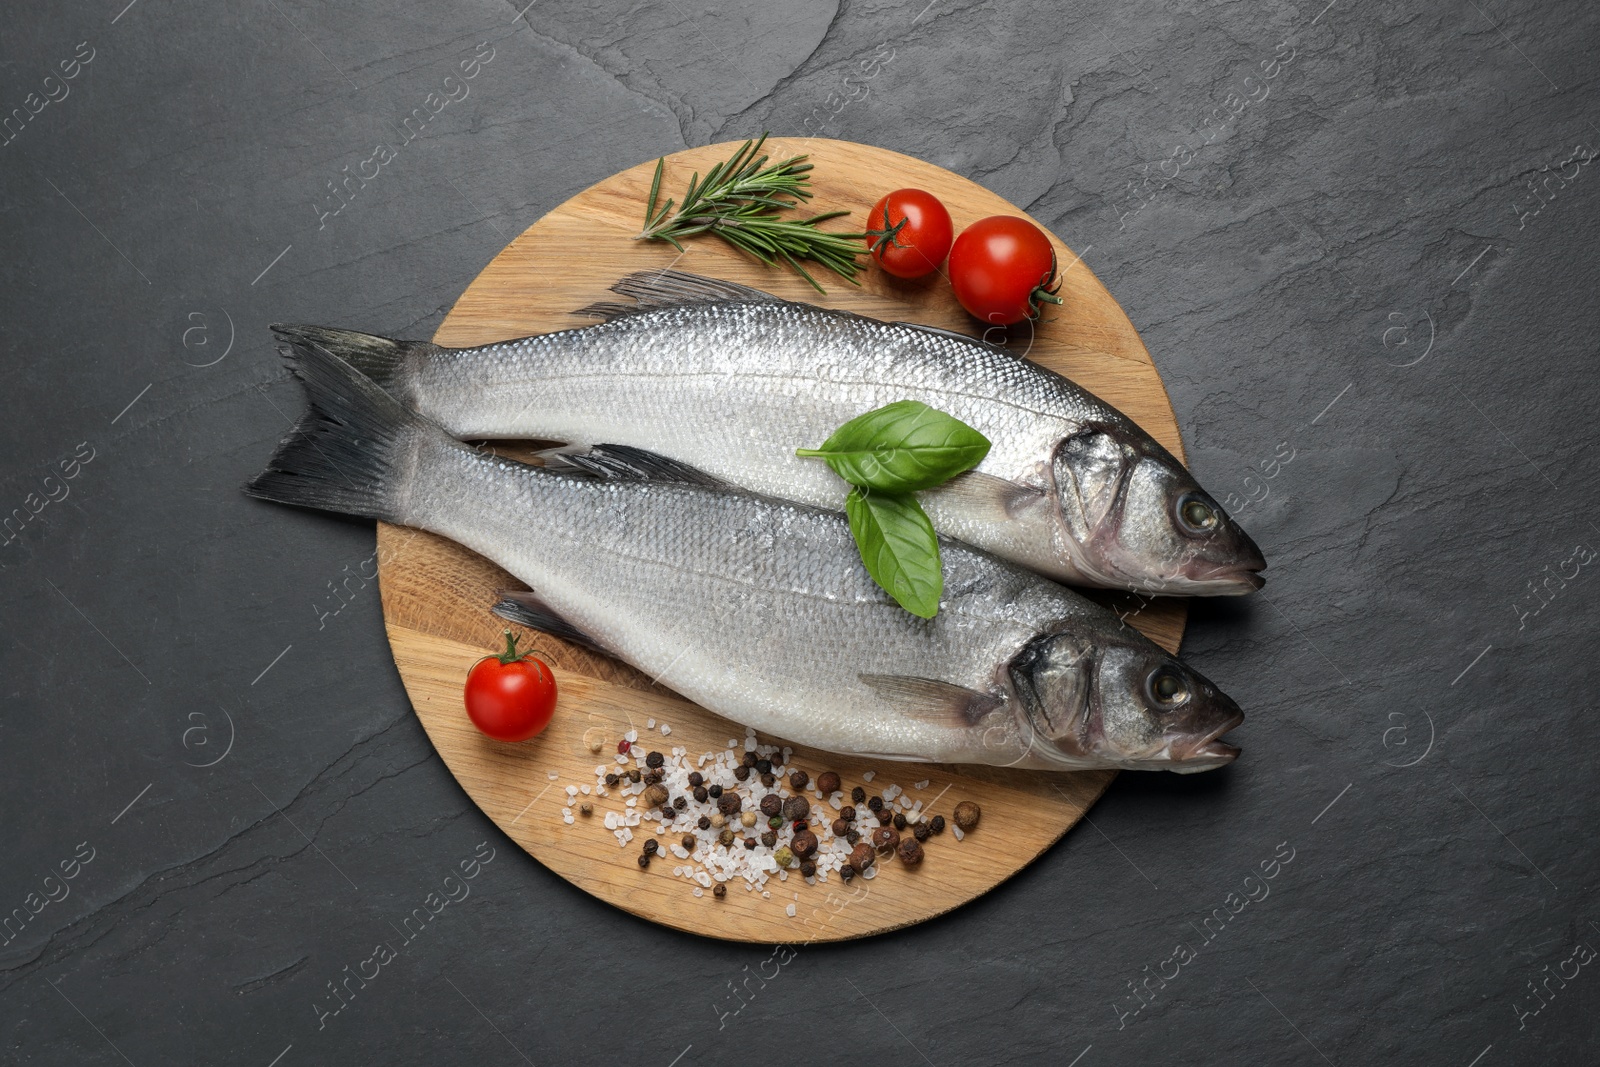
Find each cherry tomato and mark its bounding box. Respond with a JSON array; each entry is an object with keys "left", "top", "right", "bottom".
[
  {"left": 946, "top": 215, "right": 1064, "bottom": 325},
  {"left": 464, "top": 630, "right": 557, "bottom": 742},
  {"left": 865, "top": 189, "right": 953, "bottom": 279}
]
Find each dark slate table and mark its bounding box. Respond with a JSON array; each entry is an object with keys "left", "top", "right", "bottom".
[{"left": 3, "top": 1, "right": 1596, "bottom": 1063}]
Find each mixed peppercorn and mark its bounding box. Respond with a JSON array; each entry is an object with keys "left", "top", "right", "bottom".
[{"left": 584, "top": 736, "right": 984, "bottom": 906}]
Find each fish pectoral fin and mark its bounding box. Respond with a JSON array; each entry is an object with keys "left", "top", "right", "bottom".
[
  {"left": 934, "top": 470, "right": 1046, "bottom": 521},
  {"left": 547, "top": 443, "right": 730, "bottom": 488},
  {"left": 851, "top": 750, "right": 939, "bottom": 763},
  {"left": 574, "top": 270, "right": 780, "bottom": 319},
  {"left": 858, "top": 674, "right": 1004, "bottom": 728},
  {"left": 491, "top": 590, "right": 607, "bottom": 654}
]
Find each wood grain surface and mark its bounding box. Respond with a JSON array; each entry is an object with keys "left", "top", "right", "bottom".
[{"left": 376, "top": 138, "right": 1188, "bottom": 942}]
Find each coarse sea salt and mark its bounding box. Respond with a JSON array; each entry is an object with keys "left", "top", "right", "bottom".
[
  {"left": 953, "top": 826, "right": 965, "bottom": 841},
  {"left": 661, "top": 724, "right": 672, "bottom": 736},
  {"left": 862, "top": 770, "right": 876, "bottom": 782},
  {"left": 647, "top": 717, "right": 656, "bottom": 729},
  {"left": 914, "top": 779, "right": 929, "bottom": 789},
  {"left": 625, "top": 728, "right": 638, "bottom": 742},
  {"left": 786, "top": 903, "right": 797, "bottom": 917}
]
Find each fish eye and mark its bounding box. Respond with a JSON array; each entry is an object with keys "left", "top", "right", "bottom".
[
  {"left": 1175, "top": 492, "right": 1219, "bottom": 535},
  {"left": 1145, "top": 666, "right": 1189, "bottom": 708}
]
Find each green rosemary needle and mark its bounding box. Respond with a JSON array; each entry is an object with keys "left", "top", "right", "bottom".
[{"left": 636, "top": 134, "right": 866, "bottom": 293}]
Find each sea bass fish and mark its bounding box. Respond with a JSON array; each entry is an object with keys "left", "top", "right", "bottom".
[
  {"left": 245, "top": 345, "right": 1244, "bottom": 773},
  {"left": 272, "top": 270, "right": 1265, "bottom": 596}
]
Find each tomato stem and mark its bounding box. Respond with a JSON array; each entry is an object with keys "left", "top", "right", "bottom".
[
  {"left": 866, "top": 203, "right": 910, "bottom": 256},
  {"left": 493, "top": 628, "right": 557, "bottom": 669}
]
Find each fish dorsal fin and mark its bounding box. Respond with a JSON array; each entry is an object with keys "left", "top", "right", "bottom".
[
  {"left": 491, "top": 590, "right": 607, "bottom": 654},
  {"left": 934, "top": 469, "right": 1047, "bottom": 521},
  {"left": 542, "top": 443, "right": 730, "bottom": 488},
  {"left": 575, "top": 270, "right": 781, "bottom": 320},
  {"left": 858, "top": 674, "right": 1004, "bottom": 728}
]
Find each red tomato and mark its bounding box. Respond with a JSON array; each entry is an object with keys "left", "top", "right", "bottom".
[
  {"left": 464, "top": 630, "right": 557, "bottom": 742},
  {"left": 946, "top": 215, "right": 1064, "bottom": 325},
  {"left": 865, "top": 189, "right": 953, "bottom": 279}
]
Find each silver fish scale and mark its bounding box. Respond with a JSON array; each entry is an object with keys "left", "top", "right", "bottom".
[
  {"left": 415, "top": 300, "right": 1124, "bottom": 528},
  {"left": 407, "top": 439, "right": 1109, "bottom": 765}
]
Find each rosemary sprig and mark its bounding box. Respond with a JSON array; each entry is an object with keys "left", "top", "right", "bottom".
[{"left": 637, "top": 134, "right": 866, "bottom": 293}]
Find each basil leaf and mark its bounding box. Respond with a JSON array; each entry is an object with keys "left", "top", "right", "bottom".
[
  {"left": 845, "top": 487, "right": 943, "bottom": 618},
  {"left": 797, "top": 400, "right": 991, "bottom": 492}
]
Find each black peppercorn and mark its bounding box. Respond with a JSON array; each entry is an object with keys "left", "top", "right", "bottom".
[
  {"left": 637, "top": 853, "right": 651, "bottom": 868},
  {"left": 643, "top": 839, "right": 659, "bottom": 855},
  {"left": 845, "top": 829, "right": 861, "bottom": 845},
  {"left": 868, "top": 795, "right": 884, "bottom": 812},
  {"left": 717, "top": 793, "right": 742, "bottom": 815},
  {"left": 604, "top": 773, "right": 619, "bottom": 787},
  {"left": 688, "top": 771, "right": 704, "bottom": 788},
  {"left": 713, "top": 883, "right": 727, "bottom": 898},
  {"left": 718, "top": 828, "right": 735, "bottom": 847},
  {"left": 644, "top": 769, "right": 663, "bottom": 785},
  {"left": 912, "top": 821, "right": 931, "bottom": 842},
  {"left": 892, "top": 812, "right": 907, "bottom": 830},
  {"left": 840, "top": 863, "right": 856, "bottom": 881},
  {"left": 742, "top": 837, "right": 757, "bottom": 850},
  {"left": 789, "top": 770, "right": 810, "bottom": 791},
  {"left": 645, "top": 750, "right": 664, "bottom": 768},
  {"left": 761, "top": 830, "right": 777, "bottom": 848},
  {"left": 876, "top": 808, "right": 892, "bottom": 825},
  {"left": 840, "top": 805, "right": 856, "bottom": 822},
  {"left": 755, "top": 758, "right": 772, "bottom": 774},
  {"left": 851, "top": 786, "right": 866, "bottom": 804},
  {"left": 897, "top": 837, "right": 924, "bottom": 867},
  {"left": 760, "top": 772, "right": 776, "bottom": 787},
  {"left": 627, "top": 768, "right": 642, "bottom": 783},
  {"left": 708, "top": 783, "right": 723, "bottom": 799},
  {"left": 832, "top": 818, "right": 851, "bottom": 836},
  {"left": 698, "top": 816, "right": 711, "bottom": 830},
  {"left": 799, "top": 860, "right": 817, "bottom": 878},
  {"left": 930, "top": 814, "right": 946, "bottom": 834},
  {"left": 760, "top": 794, "right": 783, "bottom": 818},
  {"left": 673, "top": 795, "right": 688, "bottom": 810},
  {"left": 660, "top": 807, "right": 675, "bottom": 822},
  {"left": 817, "top": 771, "right": 841, "bottom": 795},
  {"left": 681, "top": 833, "right": 697, "bottom": 850},
  {"left": 742, "top": 751, "right": 758, "bottom": 767},
  {"left": 781, "top": 795, "right": 810, "bottom": 822},
  {"left": 693, "top": 786, "right": 709, "bottom": 803},
  {"left": 734, "top": 765, "right": 751, "bottom": 781}
]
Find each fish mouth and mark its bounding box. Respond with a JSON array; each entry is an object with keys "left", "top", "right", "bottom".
[
  {"left": 1187, "top": 561, "right": 1267, "bottom": 595},
  {"left": 1171, "top": 708, "right": 1245, "bottom": 769}
]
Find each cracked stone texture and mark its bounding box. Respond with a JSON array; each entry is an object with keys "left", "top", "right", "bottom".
[{"left": 2, "top": 0, "right": 1597, "bottom": 1063}]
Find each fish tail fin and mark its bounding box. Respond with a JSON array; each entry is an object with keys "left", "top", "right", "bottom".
[
  {"left": 245, "top": 342, "right": 446, "bottom": 523},
  {"left": 269, "top": 323, "right": 435, "bottom": 396}
]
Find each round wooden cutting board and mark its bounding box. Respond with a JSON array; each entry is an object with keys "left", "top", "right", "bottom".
[{"left": 376, "top": 138, "right": 1188, "bottom": 942}]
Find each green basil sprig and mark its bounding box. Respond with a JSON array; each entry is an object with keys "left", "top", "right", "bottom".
[
  {"left": 798, "top": 401, "right": 991, "bottom": 618},
  {"left": 795, "top": 400, "right": 990, "bottom": 492},
  {"left": 845, "top": 487, "right": 943, "bottom": 618}
]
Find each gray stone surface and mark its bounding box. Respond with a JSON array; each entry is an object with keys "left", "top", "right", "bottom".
[{"left": 2, "top": 0, "right": 1596, "bottom": 1063}]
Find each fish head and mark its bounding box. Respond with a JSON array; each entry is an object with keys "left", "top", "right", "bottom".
[
  {"left": 1006, "top": 631, "right": 1244, "bottom": 773},
  {"left": 1049, "top": 425, "right": 1266, "bottom": 595}
]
